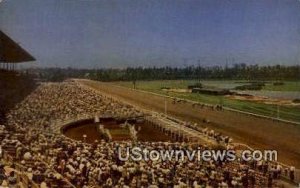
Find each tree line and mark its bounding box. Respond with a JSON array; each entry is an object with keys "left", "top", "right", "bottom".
[{"left": 29, "top": 64, "right": 300, "bottom": 82}]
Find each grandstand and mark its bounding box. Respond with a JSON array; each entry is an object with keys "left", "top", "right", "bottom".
[
  {"left": 0, "top": 30, "right": 36, "bottom": 124},
  {"left": 0, "top": 30, "right": 35, "bottom": 69},
  {"left": 0, "top": 30, "right": 298, "bottom": 187}
]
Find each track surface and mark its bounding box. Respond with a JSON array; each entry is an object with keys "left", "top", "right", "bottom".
[{"left": 78, "top": 79, "right": 300, "bottom": 168}]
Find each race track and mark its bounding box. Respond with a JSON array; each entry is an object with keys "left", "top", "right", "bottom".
[{"left": 78, "top": 79, "right": 300, "bottom": 168}]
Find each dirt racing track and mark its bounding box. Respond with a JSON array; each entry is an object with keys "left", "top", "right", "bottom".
[{"left": 77, "top": 79, "right": 300, "bottom": 169}]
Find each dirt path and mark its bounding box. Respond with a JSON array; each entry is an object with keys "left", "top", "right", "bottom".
[{"left": 78, "top": 79, "right": 300, "bottom": 168}]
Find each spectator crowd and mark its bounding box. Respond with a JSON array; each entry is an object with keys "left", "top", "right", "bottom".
[{"left": 0, "top": 81, "right": 296, "bottom": 187}]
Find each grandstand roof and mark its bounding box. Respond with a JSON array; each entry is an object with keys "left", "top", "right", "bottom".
[{"left": 0, "top": 30, "right": 36, "bottom": 63}]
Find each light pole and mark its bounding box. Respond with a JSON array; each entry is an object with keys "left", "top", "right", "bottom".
[
  {"left": 165, "top": 92, "right": 169, "bottom": 116},
  {"left": 165, "top": 98, "right": 167, "bottom": 115},
  {"left": 277, "top": 104, "right": 280, "bottom": 119}
]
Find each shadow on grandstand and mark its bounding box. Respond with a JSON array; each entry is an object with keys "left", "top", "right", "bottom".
[{"left": 0, "top": 69, "right": 38, "bottom": 124}]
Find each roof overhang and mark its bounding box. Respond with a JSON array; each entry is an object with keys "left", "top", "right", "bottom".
[{"left": 0, "top": 30, "right": 36, "bottom": 63}]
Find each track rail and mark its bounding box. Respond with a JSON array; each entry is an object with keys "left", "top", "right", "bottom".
[{"left": 105, "top": 82, "right": 300, "bottom": 126}]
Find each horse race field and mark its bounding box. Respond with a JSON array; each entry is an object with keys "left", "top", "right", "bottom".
[{"left": 77, "top": 79, "right": 300, "bottom": 168}]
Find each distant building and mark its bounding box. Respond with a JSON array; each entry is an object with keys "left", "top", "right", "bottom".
[{"left": 191, "top": 88, "right": 233, "bottom": 95}]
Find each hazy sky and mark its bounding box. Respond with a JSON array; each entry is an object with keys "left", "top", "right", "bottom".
[{"left": 1, "top": 0, "right": 300, "bottom": 68}]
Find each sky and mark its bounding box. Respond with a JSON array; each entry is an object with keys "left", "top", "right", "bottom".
[{"left": 1, "top": 0, "right": 300, "bottom": 68}]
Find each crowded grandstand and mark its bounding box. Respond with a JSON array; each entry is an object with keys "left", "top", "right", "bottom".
[
  {"left": 0, "top": 80, "right": 297, "bottom": 187},
  {"left": 1, "top": 1, "right": 300, "bottom": 187}
]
